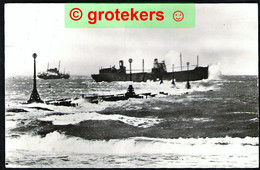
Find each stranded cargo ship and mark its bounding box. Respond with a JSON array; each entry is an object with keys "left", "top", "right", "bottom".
[{"left": 91, "top": 55, "right": 208, "bottom": 82}]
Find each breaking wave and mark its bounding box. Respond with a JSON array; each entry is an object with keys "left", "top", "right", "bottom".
[
  {"left": 208, "top": 63, "right": 222, "bottom": 80},
  {"left": 38, "top": 112, "right": 162, "bottom": 128},
  {"left": 6, "top": 131, "right": 258, "bottom": 155}
]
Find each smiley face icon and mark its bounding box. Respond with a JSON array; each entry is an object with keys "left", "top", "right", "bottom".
[{"left": 173, "top": 10, "right": 184, "bottom": 22}]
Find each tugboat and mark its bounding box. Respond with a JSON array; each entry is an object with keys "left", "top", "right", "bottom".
[{"left": 37, "top": 61, "right": 70, "bottom": 79}]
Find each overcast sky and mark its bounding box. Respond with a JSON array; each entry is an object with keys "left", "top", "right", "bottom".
[{"left": 5, "top": 3, "right": 258, "bottom": 76}]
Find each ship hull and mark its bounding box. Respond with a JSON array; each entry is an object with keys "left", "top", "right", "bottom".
[
  {"left": 38, "top": 75, "right": 70, "bottom": 80},
  {"left": 92, "top": 66, "right": 208, "bottom": 82}
]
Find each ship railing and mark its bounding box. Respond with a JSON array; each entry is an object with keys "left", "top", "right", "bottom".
[
  {"left": 166, "top": 64, "right": 198, "bottom": 72},
  {"left": 125, "top": 64, "right": 198, "bottom": 73},
  {"left": 126, "top": 69, "right": 151, "bottom": 73}
]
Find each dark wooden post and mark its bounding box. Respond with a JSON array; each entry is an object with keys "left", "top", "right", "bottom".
[
  {"left": 186, "top": 62, "right": 191, "bottom": 89},
  {"left": 172, "top": 64, "right": 175, "bottom": 86}
]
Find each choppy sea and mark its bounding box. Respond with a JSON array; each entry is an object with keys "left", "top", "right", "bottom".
[{"left": 5, "top": 67, "right": 259, "bottom": 168}]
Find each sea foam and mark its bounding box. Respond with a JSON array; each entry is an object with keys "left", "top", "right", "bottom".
[{"left": 6, "top": 131, "right": 258, "bottom": 155}]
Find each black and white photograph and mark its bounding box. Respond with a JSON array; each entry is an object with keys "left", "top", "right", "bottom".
[{"left": 4, "top": 2, "right": 259, "bottom": 168}]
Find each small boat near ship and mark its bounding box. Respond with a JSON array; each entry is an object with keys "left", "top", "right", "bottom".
[
  {"left": 91, "top": 54, "right": 208, "bottom": 82},
  {"left": 37, "top": 61, "right": 70, "bottom": 79}
]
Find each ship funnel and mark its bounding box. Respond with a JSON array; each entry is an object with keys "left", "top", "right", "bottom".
[
  {"left": 119, "top": 60, "right": 124, "bottom": 67},
  {"left": 153, "top": 58, "right": 158, "bottom": 68}
]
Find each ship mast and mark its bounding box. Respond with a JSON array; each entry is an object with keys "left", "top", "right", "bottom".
[
  {"left": 142, "top": 59, "right": 144, "bottom": 73},
  {"left": 197, "top": 55, "right": 199, "bottom": 67},
  {"left": 47, "top": 62, "right": 49, "bottom": 71},
  {"left": 58, "top": 61, "right": 61, "bottom": 72},
  {"left": 180, "top": 53, "right": 182, "bottom": 71}
]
